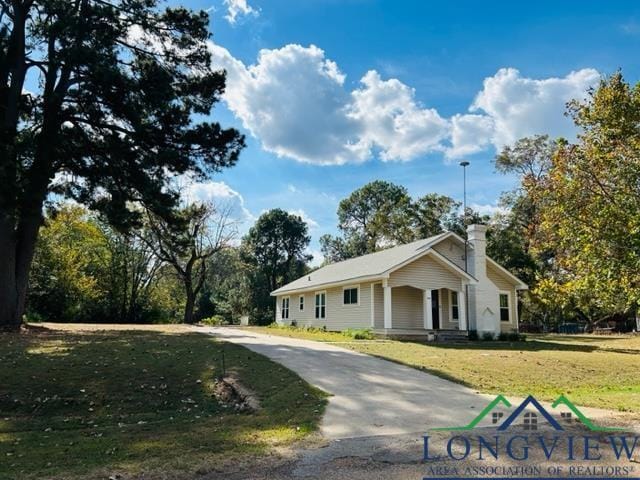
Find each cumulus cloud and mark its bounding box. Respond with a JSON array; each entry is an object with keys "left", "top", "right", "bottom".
[
  {"left": 469, "top": 203, "right": 509, "bottom": 217},
  {"left": 467, "top": 67, "right": 600, "bottom": 150},
  {"left": 183, "top": 180, "right": 254, "bottom": 223},
  {"left": 349, "top": 71, "right": 449, "bottom": 161},
  {"left": 224, "top": 0, "right": 258, "bottom": 24},
  {"left": 288, "top": 209, "right": 319, "bottom": 229},
  {"left": 447, "top": 114, "right": 495, "bottom": 158},
  {"left": 210, "top": 41, "right": 600, "bottom": 164},
  {"left": 306, "top": 248, "right": 324, "bottom": 268},
  {"left": 210, "top": 43, "right": 363, "bottom": 165}
]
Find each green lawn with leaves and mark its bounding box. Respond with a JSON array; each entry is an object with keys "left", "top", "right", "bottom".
[
  {"left": 249, "top": 326, "right": 640, "bottom": 415},
  {"left": 0, "top": 325, "right": 327, "bottom": 480}
]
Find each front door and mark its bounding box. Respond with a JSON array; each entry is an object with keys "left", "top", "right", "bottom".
[{"left": 431, "top": 290, "right": 440, "bottom": 329}]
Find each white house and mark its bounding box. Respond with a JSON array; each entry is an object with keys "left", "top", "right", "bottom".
[{"left": 271, "top": 224, "right": 528, "bottom": 338}]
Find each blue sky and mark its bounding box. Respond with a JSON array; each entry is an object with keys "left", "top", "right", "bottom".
[{"left": 181, "top": 0, "right": 640, "bottom": 262}]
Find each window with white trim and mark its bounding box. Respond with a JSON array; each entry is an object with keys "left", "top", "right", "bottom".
[
  {"left": 281, "top": 297, "right": 289, "bottom": 320},
  {"left": 450, "top": 291, "right": 459, "bottom": 321},
  {"left": 499, "top": 293, "right": 510, "bottom": 322},
  {"left": 315, "top": 292, "right": 326, "bottom": 319},
  {"left": 343, "top": 286, "right": 358, "bottom": 305},
  {"left": 299, "top": 295, "right": 304, "bottom": 312}
]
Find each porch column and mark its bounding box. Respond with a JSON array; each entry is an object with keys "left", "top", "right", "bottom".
[
  {"left": 383, "top": 282, "right": 392, "bottom": 329},
  {"left": 423, "top": 289, "right": 433, "bottom": 329},
  {"left": 370, "top": 283, "right": 375, "bottom": 327},
  {"left": 458, "top": 289, "right": 467, "bottom": 330}
]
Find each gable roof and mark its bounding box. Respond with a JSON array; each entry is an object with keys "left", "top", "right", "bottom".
[
  {"left": 487, "top": 257, "right": 529, "bottom": 290},
  {"left": 272, "top": 232, "right": 467, "bottom": 295},
  {"left": 271, "top": 230, "right": 528, "bottom": 296},
  {"left": 498, "top": 395, "right": 564, "bottom": 431}
]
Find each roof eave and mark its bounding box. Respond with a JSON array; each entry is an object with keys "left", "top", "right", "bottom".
[
  {"left": 486, "top": 257, "right": 529, "bottom": 290},
  {"left": 270, "top": 273, "right": 389, "bottom": 296}
]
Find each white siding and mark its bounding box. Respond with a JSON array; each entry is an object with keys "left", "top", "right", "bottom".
[
  {"left": 391, "top": 286, "right": 423, "bottom": 328},
  {"left": 389, "top": 254, "right": 462, "bottom": 291},
  {"left": 433, "top": 238, "right": 466, "bottom": 270},
  {"left": 276, "top": 281, "right": 375, "bottom": 331},
  {"left": 486, "top": 263, "right": 518, "bottom": 332}
]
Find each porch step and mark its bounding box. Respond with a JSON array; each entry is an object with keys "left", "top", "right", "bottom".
[{"left": 435, "top": 330, "right": 469, "bottom": 342}]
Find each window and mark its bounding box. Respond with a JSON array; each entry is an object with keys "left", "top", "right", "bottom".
[
  {"left": 450, "top": 291, "right": 459, "bottom": 321},
  {"left": 343, "top": 286, "right": 358, "bottom": 305},
  {"left": 499, "top": 293, "right": 510, "bottom": 322},
  {"left": 299, "top": 295, "right": 304, "bottom": 312},
  {"left": 491, "top": 412, "right": 504, "bottom": 424},
  {"left": 281, "top": 297, "right": 289, "bottom": 320},
  {"left": 315, "top": 292, "right": 326, "bottom": 319},
  {"left": 523, "top": 412, "right": 537, "bottom": 431},
  {"left": 561, "top": 412, "right": 573, "bottom": 423}
]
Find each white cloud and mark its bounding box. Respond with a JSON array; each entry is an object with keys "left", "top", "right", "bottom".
[
  {"left": 183, "top": 180, "right": 254, "bottom": 223},
  {"left": 210, "top": 43, "right": 363, "bottom": 165},
  {"left": 306, "top": 248, "right": 324, "bottom": 268},
  {"left": 288, "top": 209, "right": 319, "bottom": 229},
  {"left": 469, "top": 203, "right": 509, "bottom": 217},
  {"left": 446, "top": 114, "right": 495, "bottom": 159},
  {"left": 224, "top": 0, "right": 258, "bottom": 24},
  {"left": 451, "top": 67, "right": 600, "bottom": 156},
  {"left": 348, "top": 71, "right": 450, "bottom": 161},
  {"left": 211, "top": 41, "right": 600, "bottom": 164}
]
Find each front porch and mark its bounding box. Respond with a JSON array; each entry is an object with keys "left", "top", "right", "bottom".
[{"left": 370, "top": 281, "right": 468, "bottom": 334}]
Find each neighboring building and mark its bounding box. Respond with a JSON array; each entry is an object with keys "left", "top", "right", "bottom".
[{"left": 271, "top": 224, "right": 528, "bottom": 338}]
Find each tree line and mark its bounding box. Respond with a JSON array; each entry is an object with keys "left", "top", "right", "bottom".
[
  {"left": 18, "top": 73, "right": 640, "bottom": 330},
  {"left": 2, "top": 2, "right": 639, "bottom": 331}
]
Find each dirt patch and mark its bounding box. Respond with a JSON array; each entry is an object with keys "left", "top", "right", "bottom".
[{"left": 213, "top": 374, "right": 261, "bottom": 412}]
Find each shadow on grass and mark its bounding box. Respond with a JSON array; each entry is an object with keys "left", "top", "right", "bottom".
[
  {"left": 0, "top": 328, "right": 327, "bottom": 479},
  {"left": 394, "top": 337, "right": 640, "bottom": 355}
]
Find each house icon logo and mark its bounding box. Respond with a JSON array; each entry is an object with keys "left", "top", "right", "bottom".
[{"left": 433, "top": 394, "right": 625, "bottom": 432}]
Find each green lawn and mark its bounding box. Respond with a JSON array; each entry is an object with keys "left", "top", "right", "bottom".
[
  {"left": 248, "top": 326, "right": 640, "bottom": 415},
  {"left": 0, "top": 325, "right": 327, "bottom": 480}
]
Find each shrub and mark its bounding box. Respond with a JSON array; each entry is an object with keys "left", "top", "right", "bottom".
[
  {"left": 468, "top": 329, "right": 478, "bottom": 341},
  {"left": 510, "top": 332, "right": 526, "bottom": 342},
  {"left": 481, "top": 331, "right": 495, "bottom": 341},
  {"left": 201, "top": 315, "right": 227, "bottom": 326},
  {"left": 343, "top": 328, "right": 375, "bottom": 340},
  {"left": 498, "top": 331, "right": 526, "bottom": 342}
]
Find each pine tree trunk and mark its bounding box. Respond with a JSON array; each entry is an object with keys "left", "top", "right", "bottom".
[
  {"left": 183, "top": 289, "right": 196, "bottom": 324},
  {"left": 0, "top": 206, "right": 43, "bottom": 331},
  {"left": 0, "top": 238, "right": 22, "bottom": 331},
  {"left": 0, "top": 221, "right": 37, "bottom": 331}
]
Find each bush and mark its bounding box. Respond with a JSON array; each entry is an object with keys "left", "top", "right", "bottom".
[
  {"left": 201, "top": 315, "right": 227, "bottom": 326},
  {"left": 343, "top": 328, "right": 375, "bottom": 340},
  {"left": 498, "top": 332, "right": 527, "bottom": 342},
  {"left": 482, "top": 332, "right": 495, "bottom": 341},
  {"left": 468, "top": 329, "right": 478, "bottom": 341}
]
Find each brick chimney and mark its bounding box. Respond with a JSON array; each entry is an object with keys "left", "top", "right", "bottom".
[
  {"left": 467, "top": 224, "right": 487, "bottom": 279},
  {"left": 466, "top": 224, "right": 500, "bottom": 337}
]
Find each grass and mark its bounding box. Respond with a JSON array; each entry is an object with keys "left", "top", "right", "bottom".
[
  {"left": 0, "top": 324, "right": 327, "bottom": 480},
  {"left": 250, "top": 324, "right": 375, "bottom": 342},
  {"left": 249, "top": 326, "right": 640, "bottom": 415}
]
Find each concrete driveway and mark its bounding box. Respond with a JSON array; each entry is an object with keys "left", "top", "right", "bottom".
[{"left": 205, "top": 327, "right": 489, "bottom": 439}]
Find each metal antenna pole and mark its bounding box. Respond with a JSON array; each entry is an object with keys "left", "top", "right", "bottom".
[
  {"left": 460, "top": 161, "right": 470, "bottom": 272},
  {"left": 459, "top": 161, "right": 470, "bottom": 335}
]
